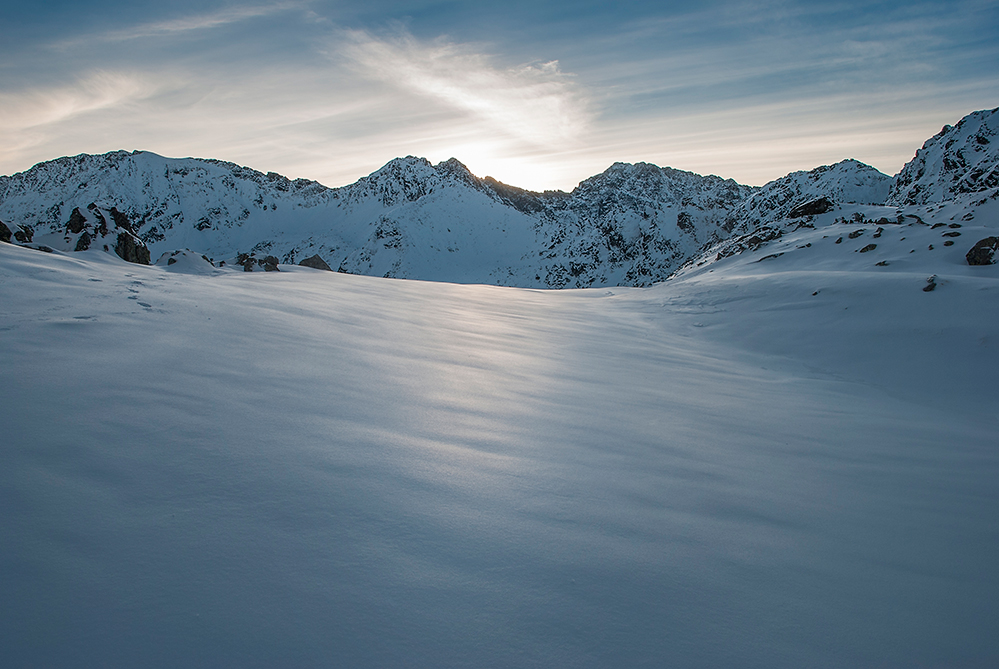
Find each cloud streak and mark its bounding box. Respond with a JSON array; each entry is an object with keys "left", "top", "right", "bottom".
[
  {"left": 52, "top": 1, "right": 306, "bottom": 48},
  {"left": 337, "top": 29, "right": 591, "bottom": 148}
]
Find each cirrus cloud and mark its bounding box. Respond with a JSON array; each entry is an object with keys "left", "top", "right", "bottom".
[{"left": 336, "top": 29, "right": 592, "bottom": 148}]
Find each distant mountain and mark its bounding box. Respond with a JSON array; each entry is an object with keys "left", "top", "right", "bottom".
[{"left": 1, "top": 106, "right": 997, "bottom": 285}]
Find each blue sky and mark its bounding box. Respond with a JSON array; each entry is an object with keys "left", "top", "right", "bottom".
[{"left": 2, "top": 0, "right": 997, "bottom": 189}]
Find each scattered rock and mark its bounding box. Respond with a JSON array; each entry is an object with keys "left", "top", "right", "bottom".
[
  {"left": 757, "top": 252, "right": 784, "bottom": 262},
  {"left": 923, "top": 275, "right": 937, "bottom": 292},
  {"left": 259, "top": 255, "right": 280, "bottom": 271},
  {"left": 942, "top": 231, "right": 961, "bottom": 237},
  {"left": 859, "top": 244, "right": 877, "bottom": 253},
  {"left": 848, "top": 229, "right": 865, "bottom": 239},
  {"left": 298, "top": 254, "right": 333, "bottom": 271},
  {"left": 875, "top": 261, "right": 890, "bottom": 266},
  {"left": 966, "top": 237, "right": 999, "bottom": 265},
  {"left": 944, "top": 241, "right": 955, "bottom": 247},
  {"left": 167, "top": 257, "right": 177, "bottom": 265}
]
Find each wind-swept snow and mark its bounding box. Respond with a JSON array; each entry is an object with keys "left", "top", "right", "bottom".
[{"left": 2, "top": 239, "right": 997, "bottom": 667}]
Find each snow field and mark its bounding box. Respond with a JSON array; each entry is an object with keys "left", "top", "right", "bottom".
[{"left": 1, "top": 241, "right": 997, "bottom": 667}]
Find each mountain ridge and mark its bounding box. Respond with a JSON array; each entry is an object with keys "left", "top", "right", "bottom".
[{"left": 1, "top": 106, "right": 997, "bottom": 286}]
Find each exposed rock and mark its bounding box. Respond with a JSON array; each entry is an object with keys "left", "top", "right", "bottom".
[
  {"left": 966, "top": 237, "right": 999, "bottom": 265},
  {"left": 67, "top": 207, "right": 87, "bottom": 234},
  {"left": 259, "top": 255, "right": 280, "bottom": 271},
  {"left": 924, "top": 275, "right": 937, "bottom": 292},
  {"left": 109, "top": 207, "right": 134, "bottom": 233},
  {"left": 788, "top": 197, "right": 834, "bottom": 218},
  {"left": 299, "top": 254, "right": 332, "bottom": 271},
  {"left": 114, "top": 232, "right": 150, "bottom": 265},
  {"left": 74, "top": 231, "right": 92, "bottom": 252},
  {"left": 0, "top": 220, "right": 10, "bottom": 243},
  {"left": 859, "top": 244, "right": 877, "bottom": 253},
  {"left": 14, "top": 225, "right": 33, "bottom": 243}
]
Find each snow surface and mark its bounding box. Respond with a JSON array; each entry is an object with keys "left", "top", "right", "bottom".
[{"left": 2, "top": 234, "right": 997, "bottom": 667}]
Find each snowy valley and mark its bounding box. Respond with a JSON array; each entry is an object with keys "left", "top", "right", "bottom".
[{"left": 2, "top": 108, "right": 998, "bottom": 667}]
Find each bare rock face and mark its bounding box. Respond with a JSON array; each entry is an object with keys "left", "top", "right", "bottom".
[
  {"left": 115, "top": 232, "right": 150, "bottom": 265},
  {"left": 966, "top": 237, "right": 999, "bottom": 265},
  {"left": 13, "top": 225, "right": 34, "bottom": 243},
  {"left": 67, "top": 207, "right": 88, "bottom": 234},
  {"left": 0, "top": 220, "right": 10, "bottom": 243},
  {"left": 260, "top": 255, "right": 280, "bottom": 271},
  {"left": 788, "top": 197, "right": 834, "bottom": 219},
  {"left": 74, "top": 231, "right": 92, "bottom": 251},
  {"left": 298, "top": 254, "right": 332, "bottom": 271}
]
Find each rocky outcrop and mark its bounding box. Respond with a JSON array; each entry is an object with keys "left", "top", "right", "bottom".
[
  {"left": 966, "top": 237, "right": 999, "bottom": 265},
  {"left": 299, "top": 254, "right": 332, "bottom": 271},
  {"left": 0, "top": 220, "right": 10, "bottom": 243},
  {"left": 115, "top": 231, "right": 150, "bottom": 265}
]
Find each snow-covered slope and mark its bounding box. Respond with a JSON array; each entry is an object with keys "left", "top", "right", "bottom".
[{"left": 2, "top": 214, "right": 997, "bottom": 666}]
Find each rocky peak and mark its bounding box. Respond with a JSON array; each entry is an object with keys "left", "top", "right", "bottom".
[
  {"left": 728, "top": 159, "right": 892, "bottom": 230},
  {"left": 887, "top": 107, "right": 999, "bottom": 206}
]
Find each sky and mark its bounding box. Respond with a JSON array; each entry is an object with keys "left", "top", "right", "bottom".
[{"left": 1, "top": 1, "right": 997, "bottom": 191}]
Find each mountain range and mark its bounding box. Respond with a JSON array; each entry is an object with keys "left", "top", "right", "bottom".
[{"left": 1, "top": 107, "right": 997, "bottom": 285}]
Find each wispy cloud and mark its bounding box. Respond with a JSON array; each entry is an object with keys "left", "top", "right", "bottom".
[
  {"left": 52, "top": 1, "right": 306, "bottom": 48},
  {"left": 336, "top": 29, "right": 591, "bottom": 148},
  {"left": 0, "top": 71, "right": 158, "bottom": 131}
]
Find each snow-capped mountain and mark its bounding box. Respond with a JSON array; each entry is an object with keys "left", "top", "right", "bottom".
[
  {"left": 0, "top": 151, "right": 753, "bottom": 287},
  {"left": 887, "top": 106, "right": 999, "bottom": 206},
  {"left": 1, "top": 107, "right": 998, "bottom": 285},
  {"left": 725, "top": 158, "right": 893, "bottom": 229}
]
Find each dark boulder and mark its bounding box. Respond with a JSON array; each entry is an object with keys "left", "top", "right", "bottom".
[
  {"left": 115, "top": 232, "right": 150, "bottom": 265},
  {"left": 966, "top": 237, "right": 999, "bottom": 265},
  {"left": 788, "top": 197, "right": 834, "bottom": 218},
  {"left": 259, "top": 255, "right": 280, "bottom": 272},
  {"left": 0, "top": 220, "right": 10, "bottom": 243},
  {"left": 67, "top": 207, "right": 88, "bottom": 234},
  {"left": 298, "top": 254, "right": 332, "bottom": 271}
]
